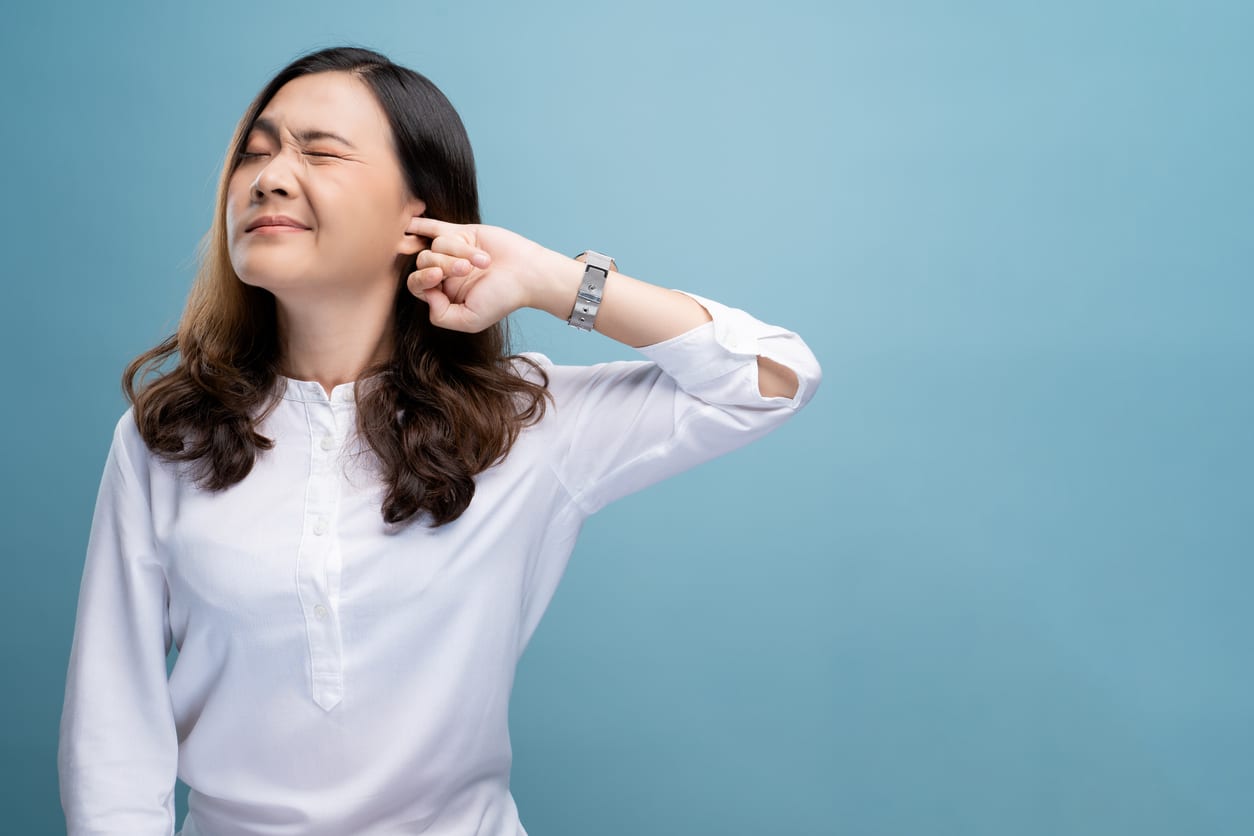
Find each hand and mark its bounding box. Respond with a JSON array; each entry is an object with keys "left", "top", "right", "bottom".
[{"left": 406, "top": 216, "right": 557, "bottom": 332}]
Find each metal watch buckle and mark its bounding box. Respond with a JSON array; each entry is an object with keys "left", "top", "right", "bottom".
[{"left": 568, "top": 251, "right": 613, "bottom": 330}]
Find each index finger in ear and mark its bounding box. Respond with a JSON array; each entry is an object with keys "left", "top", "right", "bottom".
[{"left": 409, "top": 215, "right": 459, "bottom": 238}]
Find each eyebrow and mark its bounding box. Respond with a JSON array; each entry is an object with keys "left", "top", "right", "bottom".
[{"left": 249, "top": 117, "right": 357, "bottom": 150}]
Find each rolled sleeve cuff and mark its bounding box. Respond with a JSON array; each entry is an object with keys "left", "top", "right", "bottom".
[{"left": 634, "top": 289, "right": 817, "bottom": 409}]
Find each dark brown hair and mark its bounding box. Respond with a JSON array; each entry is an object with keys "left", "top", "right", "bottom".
[{"left": 123, "top": 45, "right": 551, "bottom": 527}]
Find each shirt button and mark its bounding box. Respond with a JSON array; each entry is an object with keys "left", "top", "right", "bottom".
[
  {"left": 313, "top": 519, "right": 328, "bottom": 536},
  {"left": 314, "top": 604, "right": 327, "bottom": 619},
  {"left": 320, "top": 434, "right": 335, "bottom": 451}
]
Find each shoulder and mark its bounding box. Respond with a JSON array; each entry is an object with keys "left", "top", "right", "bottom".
[
  {"left": 110, "top": 404, "right": 168, "bottom": 475},
  {"left": 508, "top": 351, "right": 553, "bottom": 380},
  {"left": 112, "top": 404, "right": 140, "bottom": 448},
  {"left": 109, "top": 405, "right": 145, "bottom": 465}
]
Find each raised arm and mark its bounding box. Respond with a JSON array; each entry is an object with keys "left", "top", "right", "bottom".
[
  {"left": 527, "top": 252, "right": 801, "bottom": 400},
  {"left": 404, "top": 215, "right": 805, "bottom": 401}
]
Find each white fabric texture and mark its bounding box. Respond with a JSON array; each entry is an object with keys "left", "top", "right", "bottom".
[{"left": 57, "top": 290, "right": 822, "bottom": 835}]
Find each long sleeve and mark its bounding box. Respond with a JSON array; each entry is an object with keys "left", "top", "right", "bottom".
[
  {"left": 533, "top": 289, "right": 822, "bottom": 515},
  {"left": 57, "top": 409, "right": 179, "bottom": 835}
]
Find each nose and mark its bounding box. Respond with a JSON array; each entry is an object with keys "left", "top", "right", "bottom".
[{"left": 250, "top": 147, "right": 300, "bottom": 200}]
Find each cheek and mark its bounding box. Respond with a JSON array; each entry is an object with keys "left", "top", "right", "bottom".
[
  {"left": 224, "top": 175, "right": 251, "bottom": 224},
  {"left": 328, "top": 187, "right": 398, "bottom": 238}
]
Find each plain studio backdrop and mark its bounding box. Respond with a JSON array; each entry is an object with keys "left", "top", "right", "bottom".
[{"left": 2, "top": 1, "right": 1251, "bottom": 834}]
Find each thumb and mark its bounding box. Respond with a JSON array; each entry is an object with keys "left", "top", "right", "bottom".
[
  {"left": 419, "top": 285, "right": 454, "bottom": 326},
  {"left": 419, "top": 287, "right": 480, "bottom": 332}
]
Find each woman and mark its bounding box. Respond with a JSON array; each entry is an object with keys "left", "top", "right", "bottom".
[{"left": 57, "top": 45, "right": 821, "bottom": 835}]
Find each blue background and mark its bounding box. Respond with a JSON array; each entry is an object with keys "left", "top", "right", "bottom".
[{"left": 3, "top": 1, "right": 1251, "bottom": 833}]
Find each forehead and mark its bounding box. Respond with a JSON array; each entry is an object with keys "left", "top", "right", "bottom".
[{"left": 251, "top": 71, "right": 390, "bottom": 146}]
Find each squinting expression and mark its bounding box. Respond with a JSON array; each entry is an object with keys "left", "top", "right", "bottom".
[{"left": 224, "top": 70, "right": 426, "bottom": 297}]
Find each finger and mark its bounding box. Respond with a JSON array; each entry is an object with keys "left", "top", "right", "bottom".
[
  {"left": 418, "top": 228, "right": 489, "bottom": 267},
  {"left": 408, "top": 266, "right": 446, "bottom": 292},
  {"left": 416, "top": 250, "right": 474, "bottom": 277},
  {"left": 431, "top": 236, "right": 490, "bottom": 268},
  {"left": 408, "top": 215, "right": 461, "bottom": 241}
]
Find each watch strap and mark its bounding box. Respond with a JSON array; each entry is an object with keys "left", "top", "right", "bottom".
[{"left": 568, "top": 250, "right": 615, "bottom": 330}]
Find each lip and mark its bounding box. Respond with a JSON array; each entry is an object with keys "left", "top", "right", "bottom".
[
  {"left": 245, "top": 214, "right": 311, "bottom": 232},
  {"left": 249, "top": 225, "right": 310, "bottom": 235}
]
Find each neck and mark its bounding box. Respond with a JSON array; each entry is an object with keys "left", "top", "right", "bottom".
[{"left": 275, "top": 287, "right": 394, "bottom": 391}]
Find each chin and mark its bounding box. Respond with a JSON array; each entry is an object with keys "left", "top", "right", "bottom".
[
  {"left": 233, "top": 256, "right": 314, "bottom": 290},
  {"left": 234, "top": 268, "right": 294, "bottom": 292},
  {"left": 241, "top": 275, "right": 309, "bottom": 292}
]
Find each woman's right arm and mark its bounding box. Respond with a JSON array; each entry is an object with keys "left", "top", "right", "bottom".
[{"left": 57, "top": 408, "right": 179, "bottom": 835}]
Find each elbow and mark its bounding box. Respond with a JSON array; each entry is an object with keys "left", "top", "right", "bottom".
[
  {"left": 756, "top": 345, "right": 822, "bottom": 409},
  {"left": 756, "top": 355, "right": 800, "bottom": 399}
]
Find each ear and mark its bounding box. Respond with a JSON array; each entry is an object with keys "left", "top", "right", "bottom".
[{"left": 398, "top": 197, "right": 429, "bottom": 255}]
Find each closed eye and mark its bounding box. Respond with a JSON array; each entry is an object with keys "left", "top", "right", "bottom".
[{"left": 239, "top": 151, "right": 339, "bottom": 158}]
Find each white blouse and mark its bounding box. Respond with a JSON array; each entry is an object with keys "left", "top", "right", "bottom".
[{"left": 57, "top": 289, "right": 822, "bottom": 836}]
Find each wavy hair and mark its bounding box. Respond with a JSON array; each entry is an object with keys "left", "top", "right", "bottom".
[{"left": 123, "top": 45, "right": 551, "bottom": 528}]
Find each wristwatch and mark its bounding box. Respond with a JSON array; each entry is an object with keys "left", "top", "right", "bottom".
[{"left": 567, "top": 250, "right": 617, "bottom": 331}]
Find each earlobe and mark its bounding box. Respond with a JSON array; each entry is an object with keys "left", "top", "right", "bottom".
[
  {"left": 399, "top": 197, "right": 429, "bottom": 254},
  {"left": 399, "top": 232, "right": 425, "bottom": 255}
]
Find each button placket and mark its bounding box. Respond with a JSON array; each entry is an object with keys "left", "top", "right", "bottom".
[
  {"left": 324, "top": 402, "right": 349, "bottom": 611},
  {"left": 297, "top": 399, "right": 345, "bottom": 711}
]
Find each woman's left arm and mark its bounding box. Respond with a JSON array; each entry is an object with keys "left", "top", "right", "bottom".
[
  {"left": 405, "top": 216, "right": 801, "bottom": 398},
  {"left": 530, "top": 254, "right": 801, "bottom": 400}
]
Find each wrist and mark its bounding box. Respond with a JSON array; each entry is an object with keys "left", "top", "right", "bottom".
[{"left": 528, "top": 248, "right": 587, "bottom": 320}]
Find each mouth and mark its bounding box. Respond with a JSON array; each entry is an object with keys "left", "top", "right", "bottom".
[
  {"left": 248, "top": 225, "right": 310, "bottom": 234},
  {"left": 245, "top": 214, "right": 312, "bottom": 233}
]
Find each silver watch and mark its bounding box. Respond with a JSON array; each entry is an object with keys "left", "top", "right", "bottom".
[{"left": 567, "top": 250, "right": 617, "bottom": 330}]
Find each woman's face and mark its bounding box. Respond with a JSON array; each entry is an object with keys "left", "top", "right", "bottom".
[{"left": 225, "top": 71, "right": 426, "bottom": 300}]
